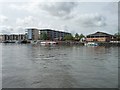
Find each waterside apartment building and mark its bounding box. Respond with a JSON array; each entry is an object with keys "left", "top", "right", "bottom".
[
  {"left": 0, "top": 34, "right": 26, "bottom": 42},
  {"left": 26, "top": 28, "right": 71, "bottom": 41},
  {"left": 0, "top": 28, "right": 71, "bottom": 42},
  {"left": 40, "top": 29, "right": 71, "bottom": 40},
  {"left": 26, "top": 28, "right": 39, "bottom": 40}
]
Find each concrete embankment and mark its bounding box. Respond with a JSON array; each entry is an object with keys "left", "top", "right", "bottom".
[
  {"left": 56, "top": 41, "right": 120, "bottom": 46},
  {"left": 97, "top": 42, "right": 120, "bottom": 46},
  {"left": 56, "top": 41, "right": 84, "bottom": 46},
  {"left": 2, "top": 40, "right": 120, "bottom": 47},
  {"left": 31, "top": 41, "right": 120, "bottom": 46}
]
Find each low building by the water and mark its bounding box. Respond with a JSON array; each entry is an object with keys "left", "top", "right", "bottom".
[
  {"left": 0, "top": 34, "right": 26, "bottom": 42},
  {"left": 86, "top": 31, "right": 114, "bottom": 42}
]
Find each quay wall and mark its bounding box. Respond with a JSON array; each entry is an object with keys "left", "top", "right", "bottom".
[
  {"left": 56, "top": 41, "right": 84, "bottom": 46},
  {"left": 97, "top": 42, "right": 120, "bottom": 46},
  {"left": 56, "top": 41, "right": 120, "bottom": 46}
]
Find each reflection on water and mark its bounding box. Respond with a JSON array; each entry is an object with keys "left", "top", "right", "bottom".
[
  {"left": 2, "top": 44, "right": 118, "bottom": 88},
  {"left": 0, "top": 44, "right": 2, "bottom": 89}
]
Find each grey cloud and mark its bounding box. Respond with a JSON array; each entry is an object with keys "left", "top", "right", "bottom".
[
  {"left": 103, "top": 2, "right": 118, "bottom": 14},
  {"left": 118, "top": 2, "right": 120, "bottom": 32},
  {"left": 0, "top": 26, "right": 25, "bottom": 34},
  {"left": 16, "top": 16, "right": 39, "bottom": 28},
  {"left": 39, "top": 2, "right": 77, "bottom": 19},
  {"left": 0, "top": 26, "right": 13, "bottom": 34},
  {"left": 75, "top": 13, "right": 106, "bottom": 27},
  {"left": 0, "top": 15, "right": 8, "bottom": 24}
]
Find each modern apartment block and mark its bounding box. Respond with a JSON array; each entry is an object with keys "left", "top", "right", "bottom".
[
  {"left": 86, "top": 31, "right": 114, "bottom": 42},
  {"left": 40, "top": 29, "right": 71, "bottom": 40},
  {"left": 0, "top": 34, "right": 26, "bottom": 42},
  {"left": 26, "top": 28, "right": 71, "bottom": 41},
  {"left": 26, "top": 28, "right": 39, "bottom": 40}
]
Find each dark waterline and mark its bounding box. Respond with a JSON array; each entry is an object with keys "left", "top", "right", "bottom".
[{"left": 1, "top": 43, "right": 118, "bottom": 88}]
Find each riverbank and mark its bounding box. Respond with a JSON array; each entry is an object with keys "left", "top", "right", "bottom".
[
  {"left": 39, "top": 41, "right": 120, "bottom": 46},
  {"left": 56, "top": 41, "right": 84, "bottom": 46},
  {"left": 97, "top": 42, "right": 120, "bottom": 46},
  {"left": 56, "top": 41, "right": 120, "bottom": 46},
  {"left": 1, "top": 40, "right": 120, "bottom": 46}
]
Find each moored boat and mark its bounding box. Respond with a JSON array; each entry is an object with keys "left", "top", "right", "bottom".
[
  {"left": 40, "top": 41, "right": 57, "bottom": 46},
  {"left": 84, "top": 42, "right": 98, "bottom": 46}
]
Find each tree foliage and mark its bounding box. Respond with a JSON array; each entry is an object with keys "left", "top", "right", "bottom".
[
  {"left": 64, "top": 34, "right": 74, "bottom": 41},
  {"left": 74, "top": 33, "right": 85, "bottom": 41},
  {"left": 40, "top": 32, "right": 48, "bottom": 40},
  {"left": 114, "top": 32, "right": 120, "bottom": 41},
  {"left": 74, "top": 33, "right": 80, "bottom": 41},
  {"left": 79, "top": 34, "right": 85, "bottom": 39}
]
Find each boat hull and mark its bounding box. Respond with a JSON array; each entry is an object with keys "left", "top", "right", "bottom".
[{"left": 85, "top": 42, "right": 98, "bottom": 46}]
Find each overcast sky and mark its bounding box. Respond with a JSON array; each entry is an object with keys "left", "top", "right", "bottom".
[{"left": 0, "top": 0, "right": 119, "bottom": 35}]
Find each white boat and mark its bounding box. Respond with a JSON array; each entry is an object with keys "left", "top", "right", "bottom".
[
  {"left": 30, "top": 41, "right": 38, "bottom": 44},
  {"left": 84, "top": 42, "right": 98, "bottom": 46},
  {"left": 40, "top": 41, "right": 57, "bottom": 46}
]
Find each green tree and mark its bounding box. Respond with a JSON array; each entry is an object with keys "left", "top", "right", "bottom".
[
  {"left": 79, "top": 34, "right": 85, "bottom": 40},
  {"left": 40, "top": 32, "right": 48, "bottom": 40},
  {"left": 64, "top": 34, "right": 74, "bottom": 41},
  {"left": 114, "top": 32, "right": 120, "bottom": 41},
  {"left": 74, "top": 33, "right": 80, "bottom": 41}
]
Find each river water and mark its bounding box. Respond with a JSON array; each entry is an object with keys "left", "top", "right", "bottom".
[{"left": 1, "top": 43, "right": 118, "bottom": 88}]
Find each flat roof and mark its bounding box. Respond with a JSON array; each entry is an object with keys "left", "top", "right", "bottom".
[{"left": 39, "top": 29, "right": 71, "bottom": 34}]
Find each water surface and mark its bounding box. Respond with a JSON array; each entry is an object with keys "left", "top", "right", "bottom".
[{"left": 2, "top": 44, "right": 118, "bottom": 88}]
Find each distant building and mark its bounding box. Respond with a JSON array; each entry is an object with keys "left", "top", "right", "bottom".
[
  {"left": 26, "top": 28, "right": 39, "bottom": 40},
  {"left": 39, "top": 29, "right": 71, "bottom": 40},
  {"left": 86, "top": 31, "right": 114, "bottom": 42},
  {"left": 0, "top": 35, "right": 9, "bottom": 42},
  {"left": 0, "top": 34, "right": 26, "bottom": 42},
  {"left": 26, "top": 28, "right": 71, "bottom": 41}
]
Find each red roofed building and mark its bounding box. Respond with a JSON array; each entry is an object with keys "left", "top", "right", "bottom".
[{"left": 86, "top": 31, "right": 114, "bottom": 42}]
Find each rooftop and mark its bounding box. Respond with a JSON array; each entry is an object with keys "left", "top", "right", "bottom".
[
  {"left": 40, "top": 29, "right": 70, "bottom": 34},
  {"left": 87, "top": 31, "right": 114, "bottom": 37}
]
